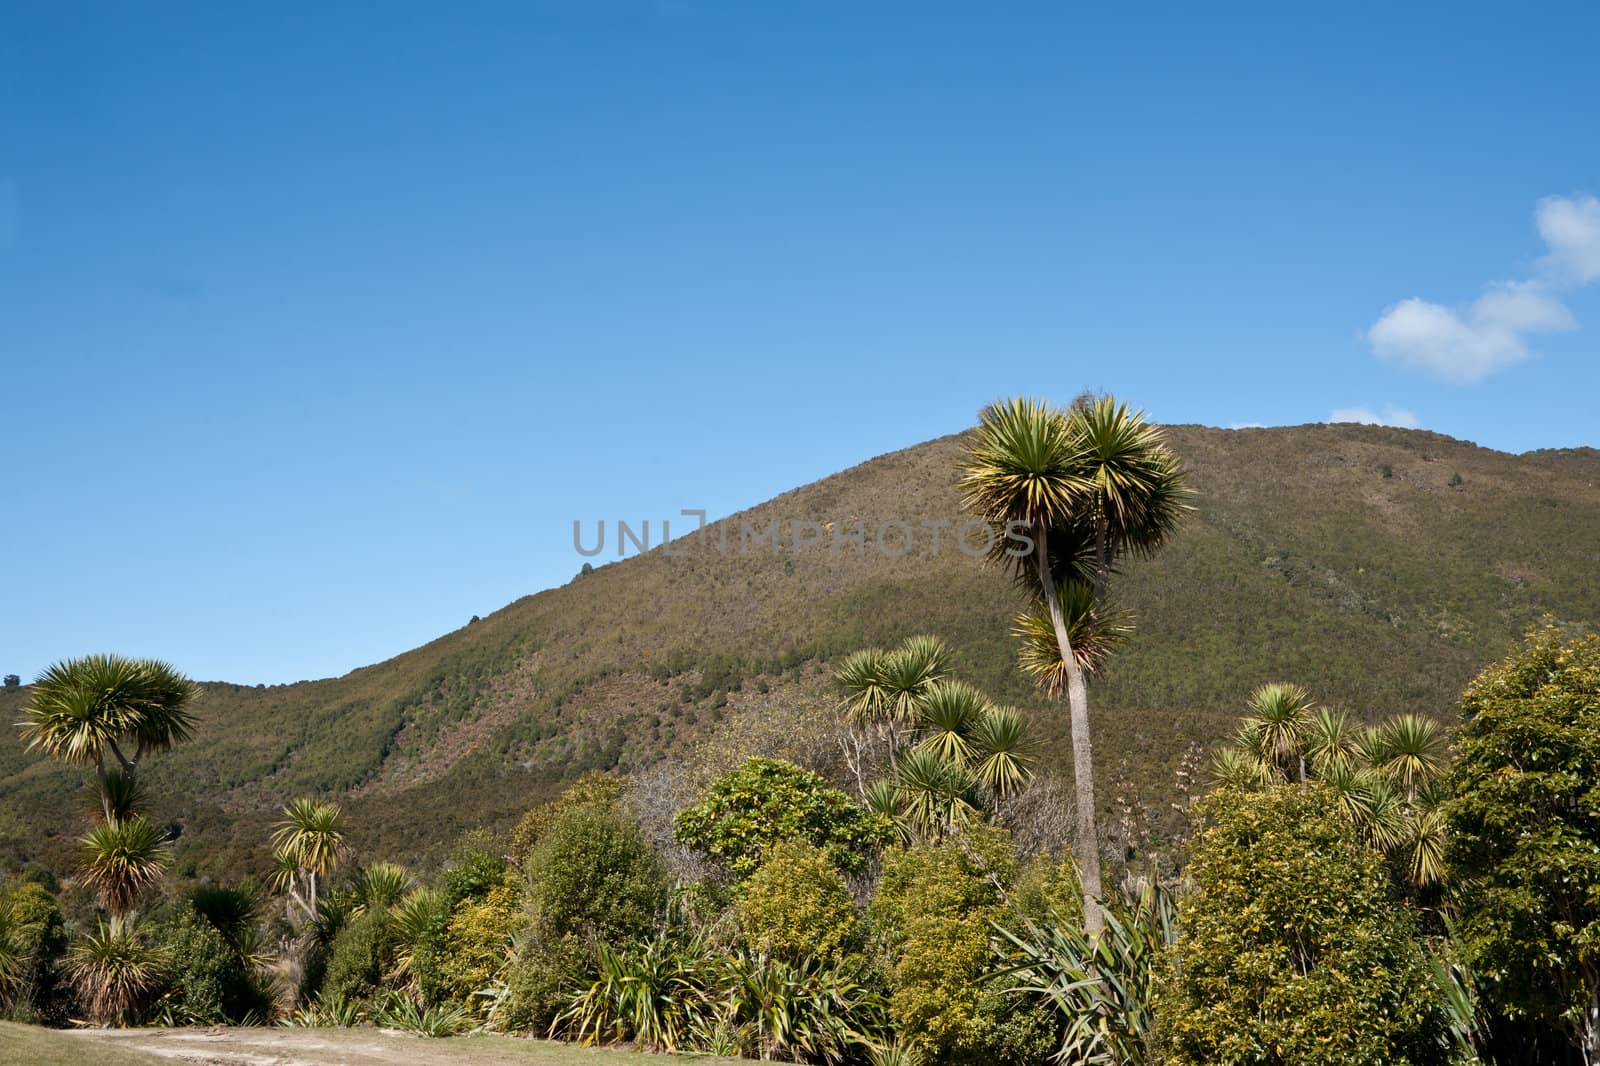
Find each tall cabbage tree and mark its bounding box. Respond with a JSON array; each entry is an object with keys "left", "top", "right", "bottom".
[
  {"left": 270, "top": 798, "right": 347, "bottom": 923},
  {"left": 19, "top": 655, "right": 198, "bottom": 822},
  {"left": 962, "top": 396, "right": 1185, "bottom": 933}
]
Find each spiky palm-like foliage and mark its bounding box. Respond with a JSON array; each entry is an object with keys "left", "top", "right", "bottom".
[
  {"left": 1304, "top": 706, "right": 1360, "bottom": 777},
  {"left": 559, "top": 936, "right": 717, "bottom": 1053},
  {"left": 879, "top": 636, "right": 948, "bottom": 727},
  {"left": 1069, "top": 395, "right": 1189, "bottom": 569},
  {"left": 350, "top": 863, "right": 414, "bottom": 914},
  {"left": 961, "top": 398, "right": 1090, "bottom": 555},
  {"left": 188, "top": 883, "right": 262, "bottom": 952},
  {"left": 719, "top": 951, "right": 888, "bottom": 1064},
  {"left": 1012, "top": 579, "right": 1129, "bottom": 697},
  {"left": 1351, "top": 776, "right": 1409, "bottom": 853},
  {"left": 270, "top": 798, "right": 347, "bottom": 922},
  {"left": 1246, "top": 683, "right": 1313, "bottom": 782},
  {"left": 994, "top": 880, "right": 1177, "bottom": 1066},
  {"left": 0, "top": 897, "right": 25, "bottom": 1004},
  {"left": 862, "top": 779, "right": 911, "bottom": 846},
  {"left": 968, "top": 705, "right": 1035, "bottom": 798},
  {"left": 1212, "top": 686, "right": 1455, "bottom": 891},
  {"left": 373, "top": 991, "right": 473, "bottom": 1037},
  {"left": 20, "top": 655, "right": 198, "bottom": 821},
  {"left": 893, "top": 749, "right": 985, "bottom": 842},
  {"left": 1403, "top": 805, "right": 1449, "bottom": 888},
  {"left": 1370, "top": 713, "right": 1447, "bottom": 799},
  {"left": 1209, "top": 745, "right": 1270, "bottom": 789},
  {"left": 69, "top": 919, "right": 165, "bottom": 1026},
  {"left": 835, "top": 648, "right": 893, "bottom": 727},
  {"left": 97, "top": 769, "right": 147, "bottom": 822},
  {"left": 389, "top": 886, "right": 448, "bottom": 986},
  {"left": 81, "top": 816, "right": 170, "bottom": 921},
  {"left": 914, "top": 679, "right": 988, "bottom": 765}
]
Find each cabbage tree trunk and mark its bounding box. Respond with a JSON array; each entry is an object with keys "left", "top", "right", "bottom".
[{"left": 1036, "top": 524, "right": 1104, "bottom": 936}]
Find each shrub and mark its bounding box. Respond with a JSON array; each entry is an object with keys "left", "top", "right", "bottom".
[
  {"left": 1154, "top": 785, "right": 1451, "bottom": 1065},
  {"left": 869, "top": 827, "right": 1018, "bottom": 1063},
  {"left": 441, "top": 829, "right": 507, "bottom": 908},
  {"left": 1445, "top": 624, "right": 1600, "bottom": 1060},
  {"left": 1012, "top": 852, "right": 1083, "bottom": 925},
  {"left": 510, "top": 773, "right": 629, "bottom": 869},
  {"left": 674, "top": 758, "right": 893, "bottom": 879},
  {"left": 0, "top": 880, "right": 68, "bottom": 1022},
  {"left": 501, "top": 932, "right": 589, "bottom": 1035},
  {"left": 525, "top": 804, "right": 668, "bottom": 945},
  {"left": 438, "top": 881, "right": 522, "bottom": 1007},
  {"left": 319, "top": 908, "right": 395, "bottom": 1006},
  {"left": 736, "top": 840, "right": 860, "bottom": 965},
  {"left": 154, "top": 907, "right": 271, "bottom": 1025}
]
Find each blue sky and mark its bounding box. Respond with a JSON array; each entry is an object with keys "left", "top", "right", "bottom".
[{"left": 2, "top": 1, "right": 1597, "bottom": 684}]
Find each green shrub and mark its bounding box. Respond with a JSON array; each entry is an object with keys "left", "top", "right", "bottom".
[
  {"left": 1012, "top": 852, "right": 1083, "bottom": 925},
  {"left": 501, "top": 932, "right": 589, "bottom": 1035},
  {"left": 1154, "top": 785, "right": 1451, "bottom": 1065},
  {"left": 439, "top": 880, "right": 522, "bottom": 1007},
  {"left": 0, "top": 880, "right": 68, "bottom": 1023},
  {"left": 525, "top": 804, "right": 667, "bottom": 945},
  {"left": 154, "top": 907, "right": 270, "bottom": 1025},
  {"left": 869, "top": 827, "right": 1018, "bottom": 1064},
  {"left": 510, "top": 773, "right": 629, "bottom": 869},
  {"left": 441, "top": 829, "right": 508, "bottom": 908},
  {"left": 320, "top": 908, "right": 395, "bottom": 1006},
  {"left": 736, "top": 840, "right": 859, "bottom": 964},
  {"left": 1445, "top": 625, "right": 1600, "bottom": 1059},
  {"left": 674, "top": 757, "right": 893, "bottom": 879}
]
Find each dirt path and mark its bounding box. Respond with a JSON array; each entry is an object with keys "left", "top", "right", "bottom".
[{"left": 65, "top": 1027, "right": 702, "bottom": 1066}]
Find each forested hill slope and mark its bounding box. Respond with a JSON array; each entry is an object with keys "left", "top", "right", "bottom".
[{"left": 3, "top": 424, "right": 1597, "bottom": 878}]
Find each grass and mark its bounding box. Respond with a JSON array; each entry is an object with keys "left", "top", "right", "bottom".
[
  {"left": 2, "top": 422, "right": 1597, "bottom": 880},
  {"left": 0, "top": 1022, "right": 168, "bottom": 1066}
]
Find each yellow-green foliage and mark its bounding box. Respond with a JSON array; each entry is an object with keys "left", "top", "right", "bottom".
[
  {"left": 1155, "top": 785, "right": 1451, "bottom": 1065},
  {"left": 1012, "top": 852, "right": 1083, "bottom": 924},
  {"left": 439, "top": 880, "right": 522, "bottom": 1005},
  {"left": 674, "top": 758, "right": 893, "bottom": 879},
  {"left": 736, "top": 840, "right": 859, "bottom": 964},
  {"left": 870, "top": 827, "right": 1017, "bottom": 1064}
]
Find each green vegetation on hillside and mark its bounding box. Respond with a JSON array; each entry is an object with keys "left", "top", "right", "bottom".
[{"left": 2, "top": 425, "right": 1596, "bottom": 880}]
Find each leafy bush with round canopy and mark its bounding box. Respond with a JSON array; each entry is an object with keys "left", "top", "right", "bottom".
[
  {"left": 1445, "top": 624, "right": 1600, "bottom": 1060},
  {"left": 736, "top": 839, "right": 860, "bottom": 965},
  {"left": 673, "top": 757, "right": 892, "bottom": 879},
  {"left": 525, "top": 803, "right": 667, "bottom": 946},
  {"left": 1154, "top": 784, "right": 1451, "bottom": 1065}
]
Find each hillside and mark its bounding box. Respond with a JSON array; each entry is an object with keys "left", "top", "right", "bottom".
[{"left": 3, "top": 423, "right": 1597, "bottom": 880}]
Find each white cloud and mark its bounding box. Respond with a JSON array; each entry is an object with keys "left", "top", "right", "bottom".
[
  {"left": 1368, "top": 282, "right": 1575, "bottom": 382},
  {"left": 1328, "top": 405, "right": 1420, "bottom": 429},
  {"left": 1537, "top": 194, "right": 1600, "bottom": 284},
  {"left": 1367, "top": 194, "right": 1596, "bottom": 382},
  {"left": 1227, "top": 421, "right": 1267, "bottom": 429}
]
